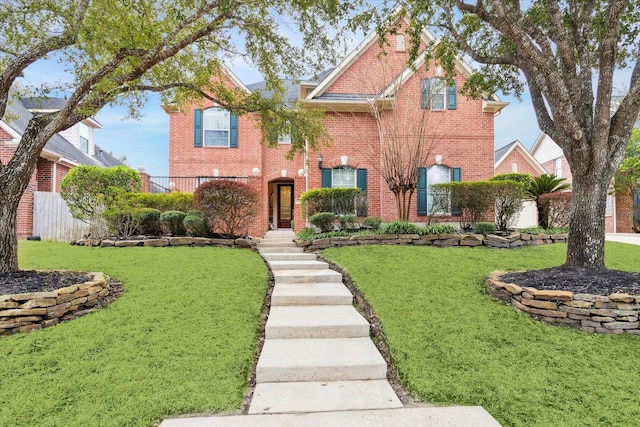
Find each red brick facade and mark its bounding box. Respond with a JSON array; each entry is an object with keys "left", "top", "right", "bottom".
[
  {"left": 495, "top": 148, "right": 542, "bottom": 176},
  {"left": 168, "top": 25, "right": 502, "bottom": 236}
]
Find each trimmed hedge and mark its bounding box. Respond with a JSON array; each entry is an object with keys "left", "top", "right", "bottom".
[{"left": 300, "top": 188, "right": 364, "bottom": 217}]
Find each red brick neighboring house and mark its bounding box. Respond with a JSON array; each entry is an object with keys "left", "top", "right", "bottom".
[
  {"left": 167, "top": 18, "right": 509, "bottom": 236},
  {"left": 530, "top": 131, "right": 638, "bottom": 233},
  {"left": 0, "top": 97, "right": 122, "bottom": 238}
]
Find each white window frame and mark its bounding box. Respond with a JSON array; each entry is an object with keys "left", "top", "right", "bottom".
[
  {"left": 203, "top": 107, "right": 230, "bottom": 147},
  {"left": 332, "top": 166, "right": 357, "bottom": 188},
  {"left": 278, "top": 132, "right": 292, "bottom": 145},
  {"left": 430, "top": 79, "right": 446, "bottom": 111},
  {"left": 605, "top": 194, "right": 613, "bottom": 217},
  {"left": 554, "top": 157, "right": 563, "bottom": 178},
  {"left": 79, "top": 122, "right": 90, "bottom": 154},
  {"left": 427, "top": 165, "right": 451, "bottom": 214},
  {"left": 512, "top": 161, "right": 518, "bottom": 172},
  {"left": 395, "top": 34, "right": 406, "bottom": 52}
]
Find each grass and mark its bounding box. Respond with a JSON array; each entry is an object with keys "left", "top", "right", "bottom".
[
  {"left": 0, "top": 241, "right": 268, "bottom": 427},
  {"left": 321, "top": 242, "right": 640, "bottom": 427}
]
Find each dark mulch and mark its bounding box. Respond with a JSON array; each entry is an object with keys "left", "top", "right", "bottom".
[
  {"left": 0, "top": 271, "right": 91, "bottom": 296},
  {"left": 501, "top": 267, "right": 640, "bottom": 296}
]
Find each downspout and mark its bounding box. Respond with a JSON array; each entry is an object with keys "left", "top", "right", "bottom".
[{"left": 52, "top": 162, "right": 57, "bottom": 192}]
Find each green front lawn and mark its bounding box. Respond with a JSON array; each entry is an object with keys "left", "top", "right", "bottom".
[
  {"left": 322, "top": 243, "right": 640, "bottom": 427},
  {"left": 0, "top": 242, "right": 268, "bottom": 427}
]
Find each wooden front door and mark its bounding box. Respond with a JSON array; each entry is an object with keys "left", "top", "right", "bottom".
[{"left": 277, "top": 184, "right": 293, "bottom": 228}]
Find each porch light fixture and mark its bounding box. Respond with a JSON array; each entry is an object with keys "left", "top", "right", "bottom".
[
  {"left": 297, "top": 168, "right": 306, "bottom": 177},
  {"left": 169, "top": 181, "right": 176, "bottom": 189},
  {"left": 252, "top": 167, "right": 260, "bottom": 176},
  {"left": 318, "top": 154, "right": 323, "bottom": 169},
  {"left": 435, "top": 155, "right": 443, "bottom": 165},
  {"left": 281, "top": 169, "right": 287, "bottom": 177},
  {"left": 213, "top": 168, "right": 219, "bottom": 177},
  {"left": 341, "top": 155, "right": 348, "bottom": 166}
]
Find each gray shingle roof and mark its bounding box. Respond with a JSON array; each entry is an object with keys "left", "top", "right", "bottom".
[
  {"left": 494, "top": 140, "right": 517, "bottom": 164},
  {"left": 3, "top": 97, "right": 121, "bottom": 167},
  {"left": 246, "top": 79, "right": 299, "bottom": 107},
  {"left": 20, "top": 97, "right": 68, "bottom": 111}
]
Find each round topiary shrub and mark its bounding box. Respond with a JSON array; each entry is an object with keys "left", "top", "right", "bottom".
[
  {"left": 138, "top": 208, "right": 161, "bottom": 235},
  {"left": 183, "top": 210, "right": 208, "bottom": 237},
  {"left": 338, "top": 214, "right": 358, "bottom": 230},
  {"left": 362, "top": 216, "right": 382, "bottom": 229},
  {"left": 310, "top": 212, "right": 336, "bottom": 232},
  {"left": 160, "top": 211, "right": 187, "bottom": 236}
]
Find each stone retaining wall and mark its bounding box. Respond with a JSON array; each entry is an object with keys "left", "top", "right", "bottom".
[
  {"left": 71, "top": 236, "right": 257, "bottom": 249},
  {"left": 296, "top": 232, "right": 568, "bottom": 251},
  {"left": 0, "top": 272, "right": 122, "bottom": 336},
  {"left": 487, "top": 271, "right": 640, "bottom": 335}
]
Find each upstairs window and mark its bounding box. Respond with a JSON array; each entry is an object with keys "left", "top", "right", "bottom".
[
  {"left": 554, "top": 157, "right": 563, "bottom": 178},
  {"left": 395, "top": 34, "right": 406, "bottom": 52},
  {"left": 79, "top": 122, "right": 89, "bottom": 154},
  {"left": 194, "top": 108, "right": 238, "bottom": 148},
  {"left": 421, "top": 78, "right": 457, "bottom": 110}
]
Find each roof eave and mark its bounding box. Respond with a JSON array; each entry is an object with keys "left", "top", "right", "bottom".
[
  {"left": 482, "top": 99, "right": 509, "bottom": 115},
  {"left": 301, "top": 98, "right": 393, "bottom": 112}
]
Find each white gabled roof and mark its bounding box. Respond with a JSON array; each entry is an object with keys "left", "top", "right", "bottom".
[{"left": 495, "top": 140, "right": 547, "bottom": 175}]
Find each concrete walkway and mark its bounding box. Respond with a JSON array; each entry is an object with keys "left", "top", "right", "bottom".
[
  {"left": 606, "top": 233, "right": 640, "bottom": 246},
  {"left": 160, "top": 230, "right": 501, "bottom": 426}
]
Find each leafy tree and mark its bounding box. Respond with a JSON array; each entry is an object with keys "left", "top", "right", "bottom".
[
  {"left": 613, "top": 128, "right": 640, "bottom": 232},
  {"left": 364, "top": 2, "right": 640, "bottom": 270},
  {"left": 527, "top": 175, "right": 571, "bottom": 229},
  {"left": 0, "top": 0, "right": 355, "bottom": 272},
  {"left": 194, "top": 180, "right": 258, "bottom": 237}
]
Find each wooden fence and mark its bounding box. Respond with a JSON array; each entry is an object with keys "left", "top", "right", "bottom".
[{"left": 33, "top": 191, "right": 90, "bottom": 242}]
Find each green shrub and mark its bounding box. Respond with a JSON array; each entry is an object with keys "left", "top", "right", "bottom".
[
  {"left": 518, "top": 226, "right": 569, "bottom": 235},
  {"left": 421, "top": 224, "right": 458, "bottom": 235},
  {"left": 125, "top": 192, "right": 195, "bottom": 213},
  {"left": 380, "top": 221, "right": 420, "bottom": 235},
  {"left": 491, "top": 180, "right": 527, "bottom": 232},
  {"left": 300, "top": 188, "right": 363, "bottom": 217},
  {"left": 538, "top": 192, "right": 571, "bottom": 228},
  {"left": 490, "top": 173, "right": 532, "bottom": 192},
  {"left": 183, "top": 210, "right": 208, "bottom": 237},
  {"left": 434, "top": 181, "right": 495, "bottom": 230},
  {"left": 194, "top": 180, "right": 258, "bottom": 236},
  {"left": 362, "top": 216, "right": 382, "bottom": 229},
  {"left": 338, "top": 214, "right": 358, "bottom": 230},
  {"left": 310, "top": 212, "right": 336, "bottom": 232},
  {"left": 160, "top": 211, "right": 187, "bottom": 236},
  {"left": 473, "top": 222, "right": 497, "bottom": 235},
  {"left": 103, "top": 207, "right": 142, "bottom": 238},
  {"left": 138, "top": 208, "right": 161, "bottom": 235}
]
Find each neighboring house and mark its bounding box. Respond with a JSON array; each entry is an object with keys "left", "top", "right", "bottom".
[
  {"left": 494, "top": 140, "right": 547, "bottom": 228},
  {"left": 167, "top": 16, "right": 509, "bottom": 236},
  {"left": 0, "top": 97, "right": 122, "bottom": 238},
  {"left": 530, "top": 131, "right": 636, "bottom": 233}
]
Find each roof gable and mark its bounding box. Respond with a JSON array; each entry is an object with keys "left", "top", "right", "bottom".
[{"left": 495, "top": 140, "right": 546, "bottom": 175}]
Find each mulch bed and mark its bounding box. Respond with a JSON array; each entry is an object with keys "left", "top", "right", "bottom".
[
  {"left": 0, "top": 271, "right": 91, "bottom": 296},
  {"left": 501, "top": 267, "right": 640, "bottom": 296}
]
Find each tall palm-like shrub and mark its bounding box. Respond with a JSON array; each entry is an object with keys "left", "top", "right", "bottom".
[{"left": 528, "top": 175, "right": 571, "bottom": 228}]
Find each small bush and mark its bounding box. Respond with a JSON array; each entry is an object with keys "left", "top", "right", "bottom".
[
  {"left": 183, "top": 210, "right": 208, "bottom": 237},
  {"left": 194, "top": 180, "right": 258, "bottom": 236},
  {"left": 125, "top": 192, "right": 195, "bottom": 213},
  {"left": 435, "top": 181, "right": 495, "bottom": 230},
  {"left": 380, "top": 221, "right": 420, "bottom": 235},
  {"left": 362, "top": 216, "right": 382, "bottom": 229},
  {"left": 421, "top": 224, "right": 459, "bottom": 235},
  {"left": 473, "top": 222, "right": 497, "bottom": 235},
  {"left": 338, "top": 214, "right": 358, "bottom": 230},
  {"left": 518, "top": 226, "right": 569, "bottom": 235},
  {"left": 300, "top": 188, "right": 362, "bottom": 217},
  {"left": 539, "top": 192, "right": 572, "bottom": 228},
  {"left": 138, "top": 208, "right": 161, "bottom": 235},
  {"left": 310, "top": 212, "right": 336, "bottom": 232},
  {"left": 160, "top": 211, "right": 187, "bottom": 236},
  {"left": 491, "top": 181, "right": 527, "bottom": 232},
  {"left": 103, "top": 208, "right": 142, "bottom": 238}
]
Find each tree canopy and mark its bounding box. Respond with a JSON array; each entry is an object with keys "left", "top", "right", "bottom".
[{"left": 357, "top": 0, "right": 640, "bottom": 269}]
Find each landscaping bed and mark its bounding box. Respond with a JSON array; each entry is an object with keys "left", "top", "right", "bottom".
[{"left": 70, "top": 235, "right": 258, "bottom": 249}]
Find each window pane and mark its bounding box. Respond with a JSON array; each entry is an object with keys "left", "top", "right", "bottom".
[
  {"left": 79, "top": 137, "right": 89, "bottom": 153},
  {"left": 332, "top": 166, "right": 356, "bottom": 188},
  {"left": 278, "top": 133, "right": 292, "bottom": 144},
  {"left": 431, "top": 80, "right": 445, "bottom": 110},
  {"left": 427, "top": 165, "right": 450, "bottom": 213},
  {"left": 204, "top": 130, "right": 229, "bottom": 147}
]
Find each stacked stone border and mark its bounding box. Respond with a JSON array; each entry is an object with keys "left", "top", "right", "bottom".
[
  {"left": 71, "top": 236, "right": 257, "bottom": 249},
  {"left": 487, "top": 271, "right": 640, "bottom": 336},
  {"left": 295, "top": 232, "right": 568, "bottom": 251},
  {"left": 0, "top": 272, "right": 123, "bottom": 336}
]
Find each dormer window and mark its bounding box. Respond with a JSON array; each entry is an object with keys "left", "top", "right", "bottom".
[{"left": 79, "top": 122, "right": 89, "bottom": 153}]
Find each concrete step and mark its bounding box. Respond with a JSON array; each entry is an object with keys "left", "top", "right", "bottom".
[
  {"left": 258, "top": 246, "right": 304, "bottom": 254},
  {"left": 248, "top": 380, "right": 402, "bottom": 414},
  {"left": 272, "top": 269, "right": 342, "bottom": 284},
  {"left": 267, "top": 260, "right": 328, "bottom": 271},
  {"left": 258, "top": 239, "right": 296, "bottom": 247},
  {"left": 256, "top": 337, "right": 387, "bottom": 383},
  {"left": 265, "top": 306, "right": 369, "bottom": 339},
  {"left": 261, "top": 253, "right": 317, "bottom": 262},
  {"left": 271, "top": 283, "right": 353, "bottom": 306},
  {"left": 160, "top": 407, "right": 503, "bottom": 426},
  {"left": 264, "top": 231, "right": 294, "bottom": 237}
]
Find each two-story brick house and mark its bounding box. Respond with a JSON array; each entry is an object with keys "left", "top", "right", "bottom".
[
  {"left": 0, "top": 97, "right": 122, "bottom": 238},
  {"left": 167, "top": 18, "right": 508, "bottom": 236}
]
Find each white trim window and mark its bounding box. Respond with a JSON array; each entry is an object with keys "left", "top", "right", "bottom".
[
  {"left": 554, "top": 157, "right": 563, "bottom": 178},
  {"left": 278, "top": 132, "right": 292, "bottom": 145},
  {"left": 79, "top": 122, "right": 90, "bottom": 153},
  {"left": 427, "top": 165, "right": 451, "bottom": 211},
  {"left": 332, "top": 166, "right": 357, "bottom": 188},
  {"left": 605, "top": 194, "right": 613, "bottom": 217},
  {"left": 203, "top": 108, "right": 230, "bottom": 147}
]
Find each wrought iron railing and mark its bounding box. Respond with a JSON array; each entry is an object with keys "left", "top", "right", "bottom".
[{"left": 148, "top": 176, "right": 250, "bottom": 193}]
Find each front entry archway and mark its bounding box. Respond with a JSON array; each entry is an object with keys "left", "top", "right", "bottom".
[{"left": 268, "top": 179, "right": 294, "bottom": 230}]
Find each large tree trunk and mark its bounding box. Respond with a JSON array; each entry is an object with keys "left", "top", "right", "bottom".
[{"left": 0, "top": 193, "right": 19, "bottom": 273}]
